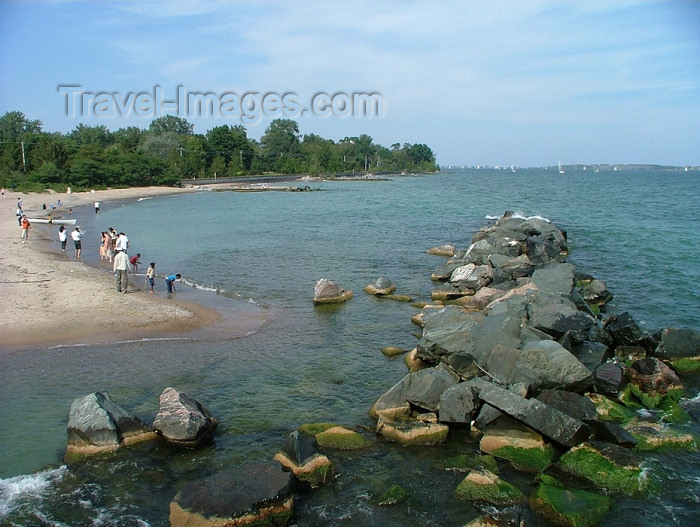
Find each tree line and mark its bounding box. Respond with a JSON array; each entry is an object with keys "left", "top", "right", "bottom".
[{"left": 0, "top": 111, "right": 439, "bottom": 191}]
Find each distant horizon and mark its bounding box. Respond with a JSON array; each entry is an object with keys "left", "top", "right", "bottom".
[{"left": 1, "top": 1, "right": 698, "bottom": 167}]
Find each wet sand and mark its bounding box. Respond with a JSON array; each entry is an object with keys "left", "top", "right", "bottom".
[{"left": 0, "top": 186, "right": 266, "bottom": 353}]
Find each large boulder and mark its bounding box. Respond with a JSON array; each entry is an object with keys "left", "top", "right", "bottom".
[
  {"left": 478, "top": 384, "right": 590, "bottom": 447},
  {"left": 66, "top": 391, "right": 155, "bottom": 460},
  {"left": 652, "top": 327, "right": 700, "bottom": 373},
  {"left": 153, "top": 387, "right": 218, "bottom": 447},
  {"left": 312, "top": 278, "right": 353, "bottom": 304},
  {"left": 170, "top": 461, "right": 295, "bottom": 527},
  {"left": 510, "top": 340, "right": 593, "bottom": 393},
  {"left": 530, "top": 473, "right": 613, "bottom": 527},
  {"left": 527, "top": 291, "right": 597, "bottom": 342},
  {"left": 604, "top": 312, "right": 643, "bottom": 346},
  {"left": 454, "top": 468, "right": 526, "bottom": 506},
  {"left": 626, "top": 357, "right": 682, "bottom": 401},
  {"left": 531, "top": 263, "right": 575, "bottom": 295}
]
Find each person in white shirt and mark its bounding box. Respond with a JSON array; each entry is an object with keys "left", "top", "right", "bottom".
[
  {"left": 113, "top": 250, "right": 129, "bottom": 293},
  {"left": 70, "top": 227, "right": 82, "bottom": 259},
  {"left": 115, "top": 232, "right": 129, "bottom": 253}
]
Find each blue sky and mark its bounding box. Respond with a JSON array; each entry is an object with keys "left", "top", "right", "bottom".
[{"left": 1, "top": 0, "right": 698, "bottom": 167}]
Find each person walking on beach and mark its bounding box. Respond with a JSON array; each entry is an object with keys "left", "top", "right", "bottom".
[
  {"left": 58, "top": 225, "right": 68, "bottom": 252},
  {"left": 20, "top": 215, "right": 30, "bottom": 243},
  {"left": 95, "top": 201, "right": 100, "bottom": 213},
  {"left": 71, "top": 227, "right": 82, "bottom": 259},
  {"left": 115, "top": 232, "right": 129, "bottom": 253},
  {"left": 146, "top": 262, "right": 156, "bottom": 293},
  {"left": 113, "top": 249, "right": 129, "bottom": 293},
  {"left": 166, "top": 273, "right": 181, "bottom": 294}
]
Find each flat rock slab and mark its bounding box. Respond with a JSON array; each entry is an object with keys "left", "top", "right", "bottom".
[{"left": 170, "top": 461, "right": 295, "bottom": 527}]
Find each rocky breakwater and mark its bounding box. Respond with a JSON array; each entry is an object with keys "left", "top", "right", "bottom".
[{"left": 371, "top": 211, "right": 699, "bottom": 527}]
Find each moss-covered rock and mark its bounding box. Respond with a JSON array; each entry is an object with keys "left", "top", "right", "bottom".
[
  {"left": 436, "top": 453, "right": 499, "bottom": 474},
  {"left": 376, "top": 416, "right": 449, "bottom": 446},
  {"left": 670, "top": 356, "right": 700, "bottom": 374},
  {"left": 479, "top": 420, "right": 559, "bottom": 473},
  {"left": 658, "top": 397, "right": 692, "bottom": 424},
  {"left": 530, "top": 473, "right": 613, "bottom": 527},
  {"left": 625, "top": 421, "right": 697, "bottom": 452},
  {"left": 587, "top": 393, "right": 637, "bottom": 424},
  {"left": 554, "top": 442, "right": 650, "bottom": 496},
  {"left": 454, "top": 468, "right": 525, "bottom": 506},
  {"left": 377, "top": 484, "right": 410, "bottom": 506},
  {"left": 298, "top": 422, "right": 336, "bottom": 436},
  {"left": 315, "top": 426, "right": 372, "bottom": 450},
  {"left": 273, "top": 451, "right": 335, "bottom": 489}
]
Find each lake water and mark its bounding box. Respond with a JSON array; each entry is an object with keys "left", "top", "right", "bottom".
[{"left": 1, "top": 169, "right": 698, "bottom": 526}]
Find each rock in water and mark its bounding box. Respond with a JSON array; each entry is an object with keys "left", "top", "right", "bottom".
[
  {"left": 313, "top": 278, "right": 353, "bottom": 304},
  {"left": 170, "top": 461, "right": 295, "bottom": 527},
  {"left": 66, "top": 391, "right": 155, "bottom": 460},
  {"left": 153, "top": 387, "right": 218, "bottom": 447}
]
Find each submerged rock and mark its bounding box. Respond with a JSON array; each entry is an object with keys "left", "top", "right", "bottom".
[
  {"left": 530, "top": 473, "right": 613, "bottom": 527},
  {"left": 364, "top": 276, "right": 397, "bottom": 296},
  {"left": 170, "top": 461, "right": 295, "bottom": 527}
]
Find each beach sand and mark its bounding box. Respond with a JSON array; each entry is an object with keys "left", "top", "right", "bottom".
[{"left": 0, "top": 185, "right": 260, "bottom": 352}]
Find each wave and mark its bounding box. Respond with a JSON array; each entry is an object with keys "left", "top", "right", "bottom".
[
  {"left": 0, "top": 466, "right": 67, "bottom": 519},
  {"left": 485, "top": 211, "right": 551, "bottom": 222},
  {"left": 179, "top": 278, "right": 261, "bottom": 305}
]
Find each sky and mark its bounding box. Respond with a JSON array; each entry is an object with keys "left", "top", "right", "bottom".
[{"left": 1, "top": 0, "right": 699, "bottom": 167}]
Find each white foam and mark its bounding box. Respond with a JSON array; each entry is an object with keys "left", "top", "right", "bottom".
[{"left": 0, "top": 466, "right": 66, "bottom": 519}]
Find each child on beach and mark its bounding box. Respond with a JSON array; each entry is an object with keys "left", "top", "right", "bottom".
[
  {"left": 146, "top": 262, "right": 156, "bottom": 293},
  {"left": 71, "top": 227, "right": 82, "bottom": 259},
  {"left": 129, "top": 253, "right": 141, "bottom": 272},
  {"left": 166, "top": 273, "right": 181, "bottom": 294},
  {"left": 58, "top": 225, "right": 67, "bottom": 251},
  {"left": 20, "top": 216, "right": 30, "bottom": 243}
]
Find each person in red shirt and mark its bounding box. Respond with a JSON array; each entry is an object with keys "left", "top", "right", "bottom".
[{"left": 129, "top": 253, "right": 141, "bottom": 272}]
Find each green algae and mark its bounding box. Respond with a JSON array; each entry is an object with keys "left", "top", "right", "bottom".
[
  {"left": 454, "top": 470, "right": 525, "bottom": 506},
  {"left": 437, "top": 454, "right": 499, "bottom": 473},
  {"left": 530, "top": 474, "right": 613, "bottom": 527},
  {"left": 489, "top": 443, "right": 559, "bottom": 473}
]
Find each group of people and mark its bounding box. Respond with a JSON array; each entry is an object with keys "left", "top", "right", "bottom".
[
  {"left": 57, "top": 225, "right": 83, "bottom": 258},
  {"left": 94, "top": 225, "right": 180, "bottom": 295}
]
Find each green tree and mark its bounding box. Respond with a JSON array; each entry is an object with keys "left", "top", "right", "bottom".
[
  {"left": 0, "top": 111, "right": 42, "bottom": 142},
  {"left": 148, "top": 115, "right": 194, "bottom": 136},
  {"left": 67, "top": 124, "right": 113, "bottom": 149},
  {"left": 260, "top": 119, "right": 301, "bottom": 172}
]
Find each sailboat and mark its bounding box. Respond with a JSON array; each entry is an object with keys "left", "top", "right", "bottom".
[{"left": 558, "top": 160, "right": 565, "bottom": 174}]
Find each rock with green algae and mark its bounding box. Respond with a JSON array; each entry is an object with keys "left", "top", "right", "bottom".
[
  {"left": 669, "top": 356, "right": 700, "bottom": 374},
  {"left": 530, "top": 474, "right": 613, "bottom": 527},
  {"left": 453, "top": 467, "right": 525, "bottom": 506},
  {"left": 479, "top": 418, "right": 560, "bottom": 473},
  {"left": 376, "top": 416, "right": 449, "bottom": 446},
  {"left": 377, "top": 484, "right": 410, "bottom": 506},
  {"left": 315, "top": 425, "right": 372, "bottom": 450},
  {"left": 436, "top": 453, "right": 499, "bottom": 474},
  {"left": 625, "top": 421, "right": 697, "bottom": 452},
  {"left": 273, "top": 451, "right": 335, "bottom": 489},
  {"left": 553, "top": 441, "right": 651, "bottom": 497},
  {"left": 587, "top": 393, "right": 637, "bottom": 425}
]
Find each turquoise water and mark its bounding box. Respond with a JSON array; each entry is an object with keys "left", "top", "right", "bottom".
[{"left": 1, "top": 169, "right": 698, "bottom": 526}]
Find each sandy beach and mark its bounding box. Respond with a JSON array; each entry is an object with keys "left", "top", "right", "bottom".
[{"left": 0, "top": 185, "right": 252, "bottom": 352}]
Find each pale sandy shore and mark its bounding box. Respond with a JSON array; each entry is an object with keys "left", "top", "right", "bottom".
[{"left": 0, "top": 185, "right": 263, "bottom": 353}]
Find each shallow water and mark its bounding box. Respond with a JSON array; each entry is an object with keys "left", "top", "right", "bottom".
[{"left": 1, "top": 169, "right": 698, "bottom": 526}]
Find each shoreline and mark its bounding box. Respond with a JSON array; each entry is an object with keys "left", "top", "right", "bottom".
[{"left": 0, "top": 186, "right": 266, "bottom": 353}]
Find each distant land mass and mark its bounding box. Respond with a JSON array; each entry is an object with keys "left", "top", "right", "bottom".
[{"left": 444, "top": 164, "right": 698, "bottom": 171}]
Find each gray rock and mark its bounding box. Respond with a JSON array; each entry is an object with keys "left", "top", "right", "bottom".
[
  {"left": 512, "top": 340, "right": 593, "bottom": 393},
  {"left": 153, "top": 387, "right": 218, "bottom": 447},
  {"left": 403, "top": 363, "right": 460, "bottom": 413},
  {"left": 527, "top": 291, "right": 596, "bottom": 341},
  {"left": 478, "top": 384, "right": 590, "bottom": 447},
  {"left": 439, "top": 378, "right": 491, "bottom": 424},
  {"left": 170, "top": 461, "right": 295, "bottom": 527},
  {"left": 593, "top": 362, "right": 624, "bottom": 396},
  {"left": 653, "top": 327, "right": 700, "bottom": 360},
  {"left": 283, "top": 430, "right": 320, "bottom": 466},
  {"left": 312, "top": 278, "right": 353, "bottom": 304},
  {"left": 571, "top": 341, "right": 610, "bottom": 371},
  {"left": 535, "top": 390, "right": 598, "bottom": 421},
  {"left": 531, "top": 262, "right": 575, "bottom": 295},
  {"left": 66, "top": 391, "right": 153, "bottom": 455},
  {"left": 364, "top": 276, "right": 397, "bottom": 295},
  {"left": 604, "top": 312, "right": 643, "bottom": 346}
]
